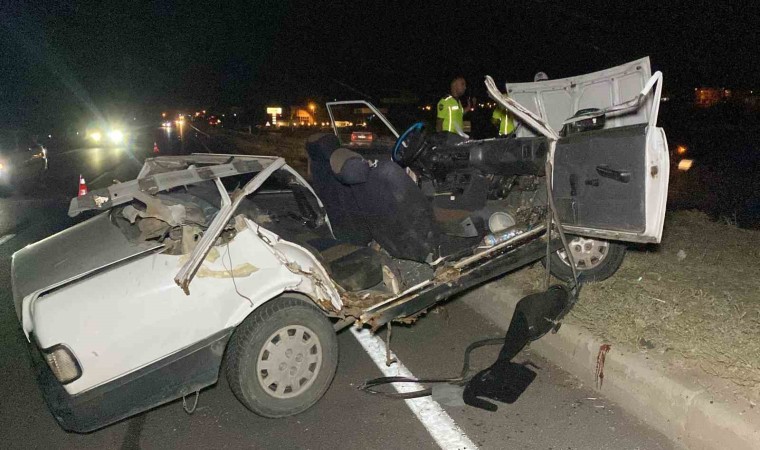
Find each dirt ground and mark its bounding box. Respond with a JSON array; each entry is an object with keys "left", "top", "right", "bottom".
[{"left": 218, "top": 129, "right": 760, "bottom": 398}]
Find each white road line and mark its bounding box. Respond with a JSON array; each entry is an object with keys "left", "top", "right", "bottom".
[
  {"left": 350, "top": 327, "right": 477, "bottom": 450},
  {"left": 0, "top": 234, "right": 16, "bottom": 246}
]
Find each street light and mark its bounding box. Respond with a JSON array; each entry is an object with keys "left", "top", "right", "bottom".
[{"left": 308, "top": 103, "right": 317, "bottom": 125}]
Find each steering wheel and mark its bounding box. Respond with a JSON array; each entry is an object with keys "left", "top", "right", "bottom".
[{"left": 392, "top": 122, "right": 428, "bottom": 167}]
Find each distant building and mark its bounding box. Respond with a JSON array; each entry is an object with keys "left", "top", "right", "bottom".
[
  {"left": 694, "top": 87, "right": 759, "bottom": 109},
  {"left": 694, "top": 87, "right": 727, "bottom": 107},
  {"left": 290, "top": 108, "right": 315, "bottom": 125}
]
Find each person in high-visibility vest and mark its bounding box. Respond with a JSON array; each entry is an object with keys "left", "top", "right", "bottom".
[
  {"left": 436, "top": 76, "right": 475, "bottom": 135},
  {"left": 491, "top": 86, "right": 517, "bottom": 136},
  {"left": 491, "top": 104, "right": 516, "bottom": 135}
]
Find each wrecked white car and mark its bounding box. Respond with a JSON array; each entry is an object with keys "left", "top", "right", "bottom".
[{"left": 11, "top": 57, "right": 668, "bottom": 432}]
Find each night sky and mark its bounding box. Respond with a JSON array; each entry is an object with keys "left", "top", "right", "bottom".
[{"left": 2, "top": 1, "right": 758, "bottom": 129}]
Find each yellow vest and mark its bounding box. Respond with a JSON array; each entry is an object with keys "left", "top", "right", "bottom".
[
  {"left": 492, "top": 107, "right": 516, "bottom": 135},
  {"left": 437, "top": 96, "right": 464, "bottom": 133}
]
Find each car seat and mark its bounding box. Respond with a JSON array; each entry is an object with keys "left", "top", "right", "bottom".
[
  {"left": 305, "top": 133, "right": 372, "bottom": 245},
  {"left": 330, "top": 148, "right": 437, "bottom": 262}
]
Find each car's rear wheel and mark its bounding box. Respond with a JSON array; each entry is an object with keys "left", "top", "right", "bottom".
[
  {"left": 543, "top": 236, "right": 626, "bottom": 283},
  {"left": 225, "top": 296, "right": 338, "bottom": 418}
]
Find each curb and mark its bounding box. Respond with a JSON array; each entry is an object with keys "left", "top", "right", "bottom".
[{"left": 460, "top": 279, "right": 760, "bottom": 450}]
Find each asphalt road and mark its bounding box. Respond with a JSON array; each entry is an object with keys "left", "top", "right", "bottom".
[{"left": 0, "top": 127, "right": 674, "bottom": 449}]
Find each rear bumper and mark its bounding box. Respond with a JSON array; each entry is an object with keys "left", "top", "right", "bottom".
[{"left": 29, "top": 328, "right": 233, "bottom": 433}]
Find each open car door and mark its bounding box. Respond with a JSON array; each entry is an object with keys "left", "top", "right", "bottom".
[
  {"left": 501, "top": 57, "right": 669, "bottom": 244},
  {"left": 325, "top": 101, "right": 399, "bottom": 162}
]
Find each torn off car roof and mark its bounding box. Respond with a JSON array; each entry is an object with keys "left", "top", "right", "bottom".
[{"left": 68, "top": 154, "right": 279, "bottom": 217}]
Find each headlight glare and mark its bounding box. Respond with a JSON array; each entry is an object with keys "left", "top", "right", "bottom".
[
  {"left": 107, "top": 130, "right": 124, "bottom": 144},
  {"left": 42, "top": 344, "right": 82, "bottom": 384}
]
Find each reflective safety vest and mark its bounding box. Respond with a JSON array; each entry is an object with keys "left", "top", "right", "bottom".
[
  {"left": 492, "top": 107, "right": 516, "bottom": 135},
  {"left": 437, "top": 96, "right": 464, "bottom": 133}
]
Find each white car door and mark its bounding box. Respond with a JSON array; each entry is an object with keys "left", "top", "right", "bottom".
[{"left": 497, "top": 57, "right": 669, "bottom": 243}]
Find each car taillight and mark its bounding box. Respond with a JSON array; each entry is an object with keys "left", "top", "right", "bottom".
[
  {"left": 42, "top": 344, "right": 82, "bottom": 384},
  {"left": 351, "top": 132, "right": 372, "bottom": 142}
]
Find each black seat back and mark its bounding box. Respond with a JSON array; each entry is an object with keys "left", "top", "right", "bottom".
[
  {"left": 306, "top": 134, "right": 372, "bottom": 245},
  {"left": 346, "top": 160, "right": 439, "bottom": 262}
]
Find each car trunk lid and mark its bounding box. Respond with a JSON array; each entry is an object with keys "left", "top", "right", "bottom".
[{"left": 11, "top": 212, "right": 160, "bottom": 320}]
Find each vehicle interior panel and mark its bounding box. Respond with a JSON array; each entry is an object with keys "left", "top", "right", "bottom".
[{"left": 553, "top": 123, "right": 647, "bottom": 232}]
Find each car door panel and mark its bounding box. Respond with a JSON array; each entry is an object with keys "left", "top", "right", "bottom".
[
  {"left": 498, "top": 58, "right": 668, "bottom": 244},
  {"left": 553, "top": 124, "right": 647, "bottom": 233},
  {"left": 553, "top": 123, "right": 669, "bottom": 243}
]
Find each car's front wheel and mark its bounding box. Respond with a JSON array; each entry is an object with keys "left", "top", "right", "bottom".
[
  {"left": 543, "top": 236, "right": 626, "bottom": 283},
  {"left": 225, "top": 295, "right": 339, "bottom": 418}
]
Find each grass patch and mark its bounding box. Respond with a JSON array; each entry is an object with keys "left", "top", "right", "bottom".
[{"left": 517, "top": 211, "right": 760, "bottom": 396}]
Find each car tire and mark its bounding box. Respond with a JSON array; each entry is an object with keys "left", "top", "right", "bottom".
[
  {"left": 542, "top": 236, "right": 626, "bottom": 283},
  {"left": 225, "top": 295, "right": 338, "bottom": 418}
]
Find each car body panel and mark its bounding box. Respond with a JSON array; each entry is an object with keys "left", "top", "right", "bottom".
[
  {"left": 486, "top": 61, "right": 669, "bottom": 244},
  {"left": 507, "top": 57, "right": 653, "bottom": 137},
  {"left": 556, "top": 125, "right": 669, "bottom": 243},
  {"left": 29, "top": 327, "right": 233, "bottom": 433},
  {"left": 12, "top": 212, "right": 160, "bottom": 322},
  {"left": 68, "top": 154, "right": 275, "bottom": 217},
  {"left": 25, "top": 215, "right": 340, "bottom": 396},
  {"left": 14, "top": 155, "right": 343, "bottom": 397}
]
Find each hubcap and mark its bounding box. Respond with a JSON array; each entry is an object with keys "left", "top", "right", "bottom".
[
  {"left": 557, "top": 237, "right": 609, "bottom": 270},
  {"left": 257, "top": 325, "right": 322, "bottom": 399}
]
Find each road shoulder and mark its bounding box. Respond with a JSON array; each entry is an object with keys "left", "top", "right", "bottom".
[{"left": 460, "top": 274, "right": 760, "bottom": 450}]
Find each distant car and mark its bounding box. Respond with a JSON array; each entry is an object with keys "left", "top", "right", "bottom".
[
  {"left": 84, "top": 123, "right": 128, "bottom": 147},
  {"left": 0, "top": 130, "right": 48, "bottom": 190},
  {"left": 349, "top": 130, "right": 375, "bottom": 145}
]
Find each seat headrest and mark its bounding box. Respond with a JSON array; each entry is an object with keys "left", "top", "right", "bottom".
[
  {"left": 306, "top": 133, "right": 341, "bottom": 162},
  {"left": 330, "top": 148, "right": 369, "bottom": 185}
]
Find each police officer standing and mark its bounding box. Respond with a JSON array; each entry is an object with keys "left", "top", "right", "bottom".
[
  {"left": 491, "top": 92, "right": 516, "bottom": 136},
  {"left": 492, "top": 73, "right": 549, "bottom": 136},
  {"left": 436, "top": 75, "right": 475, "bottom": 135}
]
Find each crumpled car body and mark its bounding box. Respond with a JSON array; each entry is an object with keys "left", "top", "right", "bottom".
[{"left": 11, "top": 57, "right": 669, "bottom": 432}]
